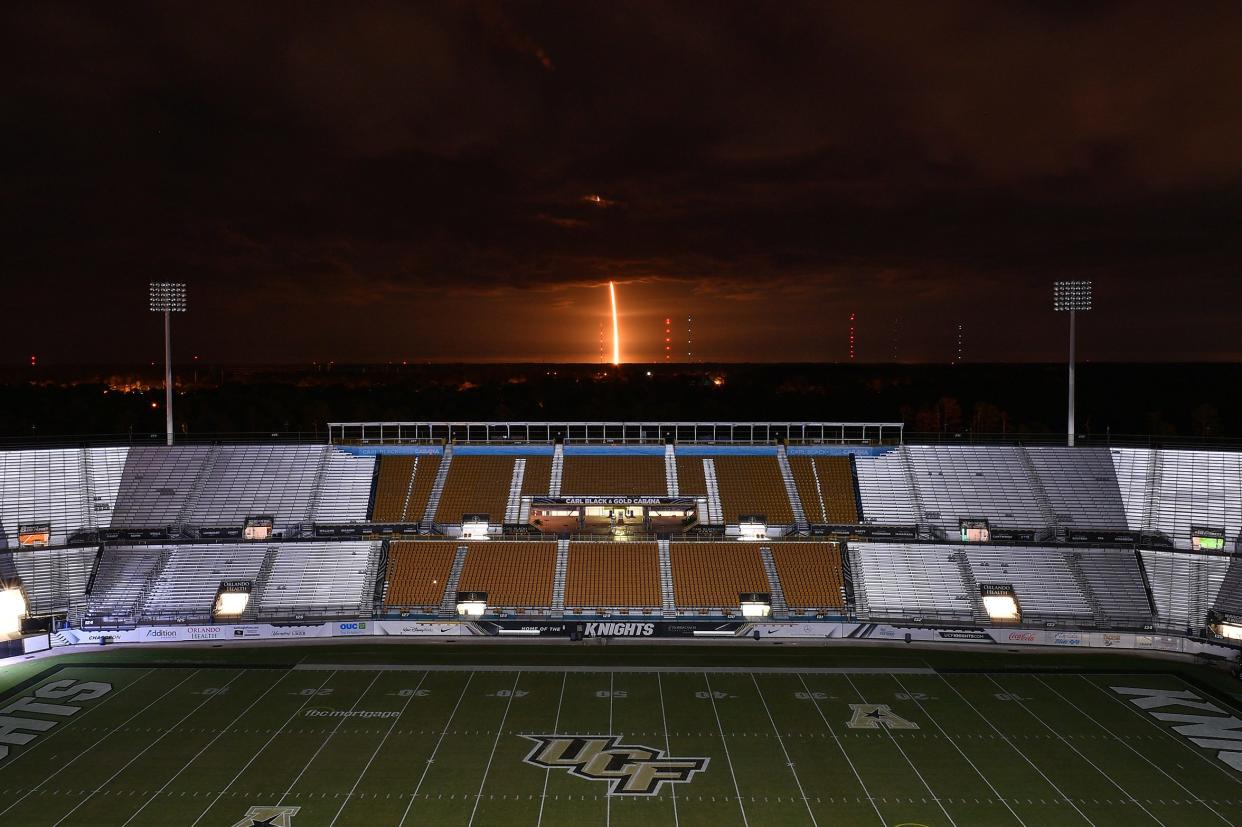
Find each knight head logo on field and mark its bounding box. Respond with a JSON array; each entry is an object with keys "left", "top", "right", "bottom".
[
  {"left": 229, "top": 805, "right": 299, "bottom": 827},
  {"left": 521, "top": 735, "right": 709, "bottom": 795}
]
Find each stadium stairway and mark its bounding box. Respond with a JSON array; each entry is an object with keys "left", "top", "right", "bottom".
[
  {"left": 776, "top": 445, "right": 809, "bottom": 533},
  {"left": 1017, "top": 448, "right": 1060, "bottom": 540},
  {"left": 549, "top": 444, "right": 564, "bottom": 495},
  {"left": 176, "top": 446, "right": 220, "bottom": 528},
  {"left": 437, "top": 545, "right": 469, "bottom": 617},
  {"left": 952, "top": 550, "right": 988, "bottom": 620},
  {"left": 245, "top": 546, "right": 283, "bottom": 622},
  {"left": 421, "top": 445, "right": 453, "bottom": 528},
  {"left": 398, "top": 456, "right": 421, "bottom": 521},
  {"left": 1063, "top": 552, "right": 1106, "bottom": 625},
  {"left": 552, "top": 539, "right": 569, "bottom": 617},
  {"left": 664, "top": 445, "right": 678, "bottom": 495},
  {"left": 657, "top": 539, "right": 675, "bottom": 618},
  {"left": 703, "top": 459, "right": 724, "bottom": 524},
  {"left": 758, "top": 545, "right": 790, "bottom": 619},
  {"left": 504, "top": 459, "right": 525, "bottom": 523}
]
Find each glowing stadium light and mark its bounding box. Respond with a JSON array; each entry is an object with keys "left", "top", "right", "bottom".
[
  {"left": 1213, "top": 622, "right": 1242, "bottom": 641},
  {"left": 457, "top": 600, "right": 487, "bottom": 617},
  {"left": 213, "top": 591, "right": 250, "bottom": 617},
  {"left": 740, "top": 593, "right": 772, "bottom": 618},
  {"left": 981, "top": 584, "right": 1021, "bottom": 621},
  {"left": 0, "top": 588, "right": 28, "bottom": 636},
  {"left": 1053, "top": 280, "right": 1092, "bottom": 447},
  {"left": 149, "top": 282, "right": 187, "bottom": 447},
  {"left": 609, "top": 281, "right": 621, "bottom": 365}
]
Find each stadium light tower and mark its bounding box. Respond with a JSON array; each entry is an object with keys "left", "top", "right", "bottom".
[
  {"left": 1053, "top": 280, "right": 1092, "bottom": 447},
  {"left": 149, "top": 282, "right": 187, "bottom": 446}
]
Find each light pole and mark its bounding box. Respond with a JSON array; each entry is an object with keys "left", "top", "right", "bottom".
[
  {"left": 1053, "top": 280, "right": 1092, "bottom": 447},
  {"left": 149, "top": 282, "right": 187, "bottom": 446}
]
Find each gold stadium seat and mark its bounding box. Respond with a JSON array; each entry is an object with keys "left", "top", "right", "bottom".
[
  {"left": 564, "top": 542, "right": 661, "bottom": 611},
  {"left": 560, "top": 456, "right": 666, "bottom": 496},
  {"left": 668, "top": 542, "right": 768, "bottom": 612},
  {"left": 383, "top": 541, "right": 459, "bottom": 611},
  {"left": 457, "top": 542, "right": 557, "bottom": 609},
  {"left": 789, "top": 456, "right": 859, "bottom": 524},
  {"left": 768, "top": 542, "right": 845, "bottom": 612},
  {"left": 434, "top": 455, "right": 517, "bottom": 523},
  {"left": 713, "top": 456, "right": 794, "bottom": 523}
]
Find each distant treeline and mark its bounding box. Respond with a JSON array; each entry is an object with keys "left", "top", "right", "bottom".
[{"left": 0, "top": 362, "right": 1237, "bottom": 445}]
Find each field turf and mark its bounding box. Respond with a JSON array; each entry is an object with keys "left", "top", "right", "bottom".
[{"left": 1, "top": 645, "right": 1241, "bottom": 826}]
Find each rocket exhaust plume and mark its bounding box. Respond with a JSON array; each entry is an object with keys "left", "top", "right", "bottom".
[{"left": 609, "top": 281, "right": 621, "bottom": 365}]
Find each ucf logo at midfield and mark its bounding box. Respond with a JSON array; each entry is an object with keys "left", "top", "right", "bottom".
[
  {"left": 228, "top": 805, "right": 299, "bottom": 827},
  {"left": 522, "top": 735, "right": 709, "bottom": 795}
]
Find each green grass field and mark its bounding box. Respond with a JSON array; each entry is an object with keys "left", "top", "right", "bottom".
[{"left": 2, "top": 646, "right": 1241, "bottom": 826}]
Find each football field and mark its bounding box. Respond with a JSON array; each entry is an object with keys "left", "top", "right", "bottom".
[{"left": 2, "top": 657, "right": 1242, "bottom": 826}]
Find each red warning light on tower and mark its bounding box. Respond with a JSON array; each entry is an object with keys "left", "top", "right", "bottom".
[
  {"left": 849, "top": 313, "right": 856, "bottom": 361},
  {"left": 29, "top": 354, "right": 37, "bottom": 367},
  {"left": 664, "top": 317, "right": 672, "bottom": 361}
]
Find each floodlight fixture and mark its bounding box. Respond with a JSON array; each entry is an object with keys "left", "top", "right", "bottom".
[
  {"left": 1053, "top": 280, "right": 1093, "bottom": 446},
  {"left": 0, "top": 587, "right": 27, "bottom": 637},
  {"left": 149, "top": 282, "right": 187, "bottom": 446}
]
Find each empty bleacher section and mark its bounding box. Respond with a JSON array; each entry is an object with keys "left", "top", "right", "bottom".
[
  {"left": 84, "top": 548, "right": 163, "bottom": 626},
  {"left": 0, "top": 447, "right": 128, "bottom": 547},
  {"left": 905, "top": 446, "right": 1050, "bottom": 535},
  {"left": 559, "top": 453, "right": 667, "bottom": 496},
  {"left": 854, "top": 449, "right": 920, "bottom": 525},
  {"left": 1025, "top": 447, "right": 1128, "bottom": 531},
  {"left": 111, "top": 445, "right": 211, "bottom": 527},
  {"left": 669, "top": 542, "right": 768, "bottom": 613},
  {"left": 140, "top": 543, "right": 268, "bottom": 623},
  {"left": 712, "top": 456, "right": 794, "bottom": 523},
  {"left": 435, "top": 456, "right": 519, "bottom": 523},
  {"left": 5, "top": 546, "right": 97, "bottom": 616},
  {"left": 256, "top": 541, "right": 380, "bottom": 619},
  {"left": 767, "top": 543, "right": 845, "bottom": 613},
  {"left": 1071, "top": 549, "right": 1153, "bottom": 625},
  {"left": 180, "top": 446, "right": 324, "bottom": 530},
  {"left": 383, "top": 541, "right": 460, "bottom": 612},
  {"left": 963, "top": 546, "right": 1093, "bottom": 624},
  {"left": 850, "top": 543, "right": 975, "bottom": 623},
  {"left": 675, "top": 457, "right": 707, "bottom": 496},
  {"left": 1140, "top": 548, "right": 1230, "bottom": 632},
  {"left": 309, "top": 451, "right": 376, "bottom": 523},
  {"left": 788, "top": 456, "right": 858, "bottom": 524},
  {"left": 564, "top": 542, "right": 661, "bottom": 612},
  {"left": 520, "top": 456, "right": 552, "bottom": 496},
  {"left": 1114, "top": 448, "right": 1242, "bottom": 549},
  {"left": 369, "top": 452, "right": 441, "bottom": 522},
  {"left": 458, "top": 542, "right": 557, "bottom": 611}
]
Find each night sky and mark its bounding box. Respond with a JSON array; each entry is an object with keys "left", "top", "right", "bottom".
[{"left": 6, "top": 2, "right": 1242, "bottom": 364}]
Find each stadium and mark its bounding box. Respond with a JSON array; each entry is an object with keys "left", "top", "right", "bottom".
[{"left": 1, "top": 420, "right": 1241, "bottom": 826}]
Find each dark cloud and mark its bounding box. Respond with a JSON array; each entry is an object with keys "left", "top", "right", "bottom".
[{"left": 4, "top": 0, "right": 1242, "bottom": 363}]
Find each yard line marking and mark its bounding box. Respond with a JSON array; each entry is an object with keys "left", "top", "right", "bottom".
[
  {"left": 843, "top": 674, "right": 958, "bottom": 827},
  {"left": 795, "top": 674, "right": 884, "bottom": 825},
  {"left": 1037, "top": 676, "right": 1235, "bottom": 826},
  {"left": 704, "top": 672, "right": 750, "bottom": 827},
  {"left": 0, "top": 667, "right": 157, "bottom": 771},
  {"left": 986, "top": 675, "right": 1166, "bottom": 827},
  {"left": 188, "top": 669, "right": 336, "bottom": 827},
  {"left": 889, "top": 674, "right": 1026, "bottom": 827},
  {"left": 0, "top": 668, "right": 199, "bottom": 819},
  {"left": 295, "top": 663, "right": 935, "bottom": 674},
  {"left": 536, "top": 671, "right": 568, "bottom": 827},
  {"left": 121, "top": 670, "right": 299, "bottom": 826},
  {"left": 52, "top": 670, "right": 246, "bottom": 826},
  {"left": 398, "top": 671, "right": 475, "bottom": 827},
  {"left": 467, "top": 671, "right": 522, "bottom": 827},
  {"left": 328, "top": 670, "right": 430, "bottom": 827},
  {"left": 656, "top": 673, "right": 681, "bottom": 827},
  {"left": 278, "top": 670, "right": 383, "bottom": 805},
  {"left": 1083, "top": 675, "right": 1242, "bottom": 790},
  {"left": 934, "top": 674, "right": 1095, "bottom": 825},
  {"left": 751, "top": 674, "right": 818, "bottom": 826}
]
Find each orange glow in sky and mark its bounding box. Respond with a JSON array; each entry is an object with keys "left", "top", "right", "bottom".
[{"left": 609, "top": 281, "right": 621, "bottom": 365}]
